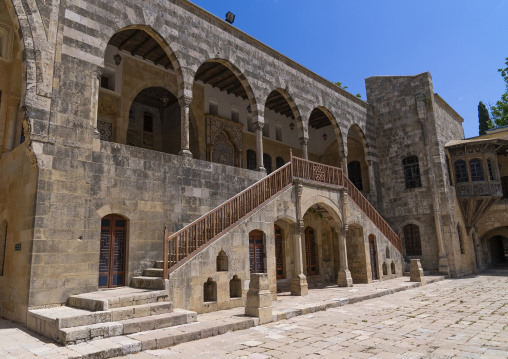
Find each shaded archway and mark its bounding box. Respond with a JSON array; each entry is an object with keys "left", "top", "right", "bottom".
[
  {"left": 262, "top": 89, "right": 303, "bottom": 166},
  {"left": 98, "top": 27, "right": 192, "bottom": 156},
  {"left": 193, "top": 59, "right": 257, "bottom": 169},
  {"left": 489, "top": 236, "right": 508, "bottom": 265},
  {"left": 308, "top": 107, "right": 344, "bottom": 167},
  {"left": 347, "top": 125, "right": 370, "bottom": 193}
]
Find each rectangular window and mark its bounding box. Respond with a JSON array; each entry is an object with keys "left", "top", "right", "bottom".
[
  {"left": 143, "top": 112, "right": 153, "bottom": 132},
  {"left": 209, "top": 99, "right": 218, "bottom": 115},
  {"left": 502, "top": 176, "right": 508, "bottom": 199},
  {"left": 100, "top": 76, "right": 109, "bottom": 89},
  {"left": 231, "top": 107, "right": 239, "bottom": 123},
  {"left": 275, "top": 125, "right": 282, "bottom": 141}
]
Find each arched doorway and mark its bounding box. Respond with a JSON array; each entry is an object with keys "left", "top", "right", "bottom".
[
  {"left": 249, "top": 230, "right": 265, "bottom": 273},
  {"left": 308, "top": 107, "right": 343, "bottom": 167},
  {"left": 274, "top": 225, "right": 284, "bottom": 279},
  {"left": 305, "top": 226, "right": 318, "bottom": 276},
  {"left": 368, "top": 234, "right": 378, "bottom": 280},
  {"left": 489, "top": 235, "right": 508, "bottom": 265},
  {"left": 99, "top": 214, "right": 127, "bottom": 288}
]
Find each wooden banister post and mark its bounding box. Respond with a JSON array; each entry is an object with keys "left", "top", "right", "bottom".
[{"left": 163, "top": 226, "right": 168, "bottom": 279}]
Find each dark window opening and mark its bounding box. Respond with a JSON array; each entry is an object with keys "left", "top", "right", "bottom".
[
  {"left": 100, "top": 76, "right": 109, "bottom": 89},
  {"left": 276, "top": 157, "right": 285, "bottom": 169},
  {"left": 143, "top": 112, "right": 153, "bottom": 133},
  {"left": 469, "top": 159, "right": 484, "bottom": 182},
  {"left": 403, "top": 224, "right": 422, "bottom": 256},
  {"left": 20, "top": 126, "right": 25, "bottom": 144},
  {"left": 454, "top": 160, "right": 469, "bottom": 183},
  {"left": 488, "top": 159, "right": 496, "bottom": 181},
  {"left": 347, "top": 161, "right": 363, "bottom": 191},
  {"left": 402, "top": 156, "right": 422, "bottom": 189},
  {"left": 264, "top": 153, "right": 272, "bottom": 174},
  {"left": 246, "top": 150, "right": 256, "bottom": 170},
  {"left": 501, "top": 176, "right": 508, "bottom": 199}
]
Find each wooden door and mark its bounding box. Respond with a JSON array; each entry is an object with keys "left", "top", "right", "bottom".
[
  {"left": 369, "top": 234, "right": 378, "bottom": 280},
  {"left": 305, "top": 226, "right": 318, "bottom": 276},
  {"left": 99, "top": 215, "right": 127, "bottom": 288},
  {"left": 249, "top": 230, "right": 264, "bottom": 273},
  {"left": 275, "top": 225, "right": 284, "bottom": 279}
]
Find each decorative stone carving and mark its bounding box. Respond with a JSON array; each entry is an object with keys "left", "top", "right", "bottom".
[
  {"left": 97, "top": 120, "right": 112, "bottom": 141},
  {"left": 143, "top": 133, "right": 154, "bottom": 147},
  {"left": 126, "top": 129, "right": 140, "bottom": 147},
  {"left": 95, "top": 66, "right": 104, "bottom": 79},
  {"left": 206, "top": 114, "right": 243, "bottom": 166}
]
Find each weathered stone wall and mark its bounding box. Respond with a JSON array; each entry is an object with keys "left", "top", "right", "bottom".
[
  {"left": 27, "top": 140, "right": 263, "bottom": 310},
  {"left": 365, "top": 73, "right": 469, "bottom": 276},
  {"left": 0, "top": 144, "right": 38, "bottom": 323}
]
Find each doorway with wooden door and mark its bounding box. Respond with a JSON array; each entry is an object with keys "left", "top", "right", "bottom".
[
  {"left": 249, "top": 230, "right": 265, "bottom": 273},
  {"left": 99, "top": 214, "right": 127, "bottom": 288},
  {"left": 305, "top": 226, "right": 318, "bottom": 276},
  {"left": 368, "top": 234, "right": 378, "bottom": 280}
]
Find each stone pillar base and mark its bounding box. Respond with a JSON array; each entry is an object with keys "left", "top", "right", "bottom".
[
  {"left": 410, "top": 259, "right": 426, "bottom": 285},
  {"left": 178, "top": 149, "right": 193, "bottom": 158},
  {"left": 290, "top": 273, "right": 308, "bottom": 296},
  {"left": 245, "top": 274, "right": 273, "bottom": 324},
  {"left": 438, "top": 254, "right": 450, "bottom": 276},
  {"left": 337, "top": 269, "right": 353, "bottom": 287},
  {"left": 256, "top": 166, "right": 267, "bottom": 174}
]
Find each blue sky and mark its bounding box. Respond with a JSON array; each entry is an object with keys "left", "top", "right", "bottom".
[{"left": 189, "top": 0, "right": 507, "bottom": 138}]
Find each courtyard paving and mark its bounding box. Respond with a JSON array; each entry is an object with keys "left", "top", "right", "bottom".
[
  {"left": 0, "top": 269, "right": 507, "bottom": 358},
  {"left": 123, "top": 269, "right": 508, "bottom": 359}
]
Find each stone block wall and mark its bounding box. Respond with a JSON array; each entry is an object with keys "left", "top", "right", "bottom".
[{"left": 0, "top": 144, "right": 38, "bottom": 323}]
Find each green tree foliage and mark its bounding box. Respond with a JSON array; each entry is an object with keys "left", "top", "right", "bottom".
[
  {"left": 478, "top": 101, "right": 494, "bottom": 135},
  {"left": 491, "top": 57, "right": 508, "bottom": 127},
  {"left": 334, "top": 81, "right": 348, "bottom": 90}
]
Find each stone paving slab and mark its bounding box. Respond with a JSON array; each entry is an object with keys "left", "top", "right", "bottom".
[{"left": 0, "top": 274, "right": 447, "bottom": 359}]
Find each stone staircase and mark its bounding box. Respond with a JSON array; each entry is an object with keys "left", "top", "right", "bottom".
[{"left": 27, "top": 287, "right": 196, "bottom": 345}]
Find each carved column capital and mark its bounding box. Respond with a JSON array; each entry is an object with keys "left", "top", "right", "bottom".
[
  {"left": 254, "top": 122, "right": 264, "bottom": 131},
  {"left": 178, "top": 95, "right": 193, "bottom": 108},
  {"left": 299, "top": 137, "right": 308, "bottom": 146},
  {"left": 295, "top": 182, "right": 304, "bottom": 198}
]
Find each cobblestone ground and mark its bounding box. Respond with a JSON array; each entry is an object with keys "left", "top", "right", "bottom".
[{"left": 125, "top": 269, "right": 508, "bottom": 359}]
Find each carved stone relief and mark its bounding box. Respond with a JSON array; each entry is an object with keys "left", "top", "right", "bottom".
[{"left": 97, "top": 120, "right": 112, "bottom": 141}]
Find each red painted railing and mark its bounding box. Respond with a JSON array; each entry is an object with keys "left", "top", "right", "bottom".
[{"left": 163, "top": 154, "right": 402, "bottom": 277}]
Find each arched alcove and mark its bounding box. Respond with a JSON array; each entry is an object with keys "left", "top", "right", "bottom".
[
  {"left": 391, "top": 262, "right": 396, "bottom": 274},
  {"left": 204, "top": 278, "right": 217, "bottom": 302},
  {"left": 229, "top": 275, "right": 242, "bottom": 298},
  {"left": 216, "top": 250, "right": 228, "bottom": 272}
]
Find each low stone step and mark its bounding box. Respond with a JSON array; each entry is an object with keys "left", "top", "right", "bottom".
[
  {"left": 403, "top": 271, "right": 431, "bottom": 277},
  {"left": 143, "top": 268, "right": 164, "bottom": 277},
  {"left": 121, "top": 310, "right": 197, "bottom": 335},
  {"left": 109, "top": 302, "right": 173, "bottom": 321},
  {"left": 131, "top": 276, "right": 167, "bottom": 290},
  {"left": 58, "top": 310, "right": 196, "bottom": 345},
  {"left": 154, "top": 260, "right": 165, "bottom": 269},
  {"left": 69, "top": 287, "right": 168, "bottom": 311}
]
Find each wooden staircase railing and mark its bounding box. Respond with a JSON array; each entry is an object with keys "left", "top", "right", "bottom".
[{"left": 163, "top": 154, "right": 402, "bottom": 277}]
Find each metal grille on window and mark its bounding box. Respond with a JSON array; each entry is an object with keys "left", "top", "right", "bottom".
[
  {"left": 403, "top": 224, "right": 422, "bottom": 256},
  {"left": 469, "top": 159, "right": 484, "bottom": 182},
  {"left": 263, "top": 153, "right": 272, "bottom": 174},
  {"left": 488, "top": 159, "right": 495, "bottom": 181},
  {"left": 454, "top": 160, "right": 469, "bottom": 183},
  {"left": 402, "top": 156, "right": 422, "bottom": 189}
]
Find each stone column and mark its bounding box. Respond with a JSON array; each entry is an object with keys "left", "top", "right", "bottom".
[
  {"left": 300, "top": 137, "right": 308, "bottom": 160},
  {"left": 254, "top": 122, "right": 265, "bottom": 172},
  {"left": 245, "top": 273, "right": 273, "bottom": 324},
  {"left": 291, "top": 181, "right": 308, "bottom": 296},
  {"left": 342, "top": 157, "right": 348, "bottom": 176},
  {"left": 336, "top": 224, "right": 353, "bottom": 287},
  {"left": 3, "top": 104, "right": 19, "bottom": 152},
  {"left": 178, "top": 96, "right": 193, "bottom": 158},
  {"left": 90, "top": 66, "right": 103, "bottom": 135}
]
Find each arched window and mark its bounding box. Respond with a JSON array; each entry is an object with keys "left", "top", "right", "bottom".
[
  {"left": 454, "top": 160, "right": 469, "bottom": 183},
  {"left": 264, "top": 153, "right": 272, "bottom": 174},
  {"left": 402, "top": 156, "right": 422, "bottom": 189},
  {"left": 276, "top": 157, "right": 285, "bottom": 169},
  {"left": 403, "top": 224, "right": 422, "bottom": 256},
  {"left": 488, "top": 159, "right": 496, "bottom": 181},
  {"left": 347, "top": 161, "right": 363, "bottom": 191},
  {"left": 469, "top": 159, "right": 484, "bottom": 182},
  {"left": 246, "top": 150, "right": 256, "bottom": 170},
  {"left": 457, "top": 225, "right": 465, "bottom": 255}
]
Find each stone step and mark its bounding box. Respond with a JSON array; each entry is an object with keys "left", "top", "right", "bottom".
[
  {"left": 59, "top": 310, "right": 196, "bottom": 345},
  {"left": 27, "top": 302, "right": 175, "bottom": 344},
  {"left": 154, "top": 260, "right": 165, "bottom": 269},
  {"left": 131, "top": 276, "right": 167, "bottom": 290},
  {"left": 68, "top": 287, "right": 168, "bottom": 311},
  {"left": 143, "top": 268, "right": 164, "bottom": 277}
]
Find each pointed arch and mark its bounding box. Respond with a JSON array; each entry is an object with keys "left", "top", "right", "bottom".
[{"left": 264, "top": 88, "right": 304, "bottom": 138}]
